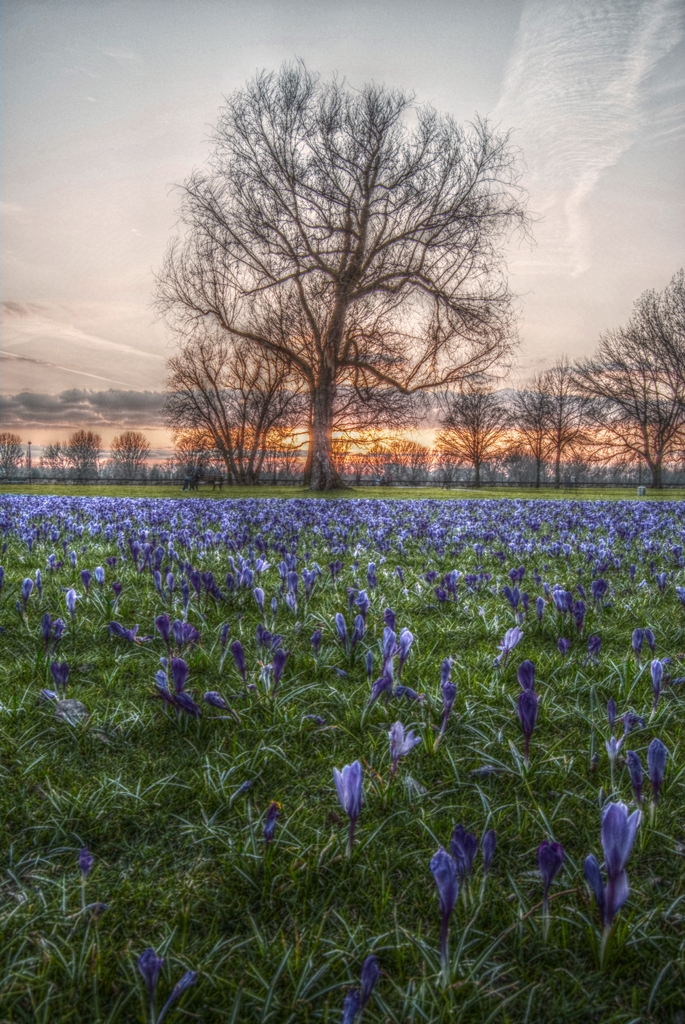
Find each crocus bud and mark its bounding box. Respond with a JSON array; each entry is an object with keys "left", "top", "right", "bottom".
[
  {"left": 263, "top": 801, "right": 281, "bottom": 844},
  {"left": 78, "top": 847, "right": 94, "bottom": 878},
  {"left": 272, "top": 648, "right": 288, "bottom": 695},
  {"left": 647, "top": 737, "right": 667, "bottom": 804},
  {"left": 65, "top": 588, "right": 77, "bottom": 619},
  {"left": 517, "top": 660, "right": 535, "bottom": 691},
  {"left": 335, "top": 613, "right": 347, "bottom": 646},
  {"left": 155, "top": 614, "right": 171, "bottom": 647},
  {"left": 607, "top": 698, "right": 617, "bottom": 732},
  {"left": 137, "top": 947, "right": 164, "bottom": 1009},
  {"left": 360, "top": 954, "right": 380, "bottom": 1009},
  {"left": 482, "top": 828, "right": 496, "bottom": 877},
  {"left": 430, "top": 846, "right": 458, "bottom": 968},
  {"left": 650, "top": 660, "right": 663, "bottom": 710},
  {"left": 537, "top": 840, "right": 564, "bottom": 906},
  {"left": 625, "top": 750, "right": 643, "bottom": 804},
  {"left": 231, "top": 640, "right": 246, "bottom": 680},
  {"left": 517, "top": 688, "right": 538, "bottom": 763},
  {"left": 253, "top": 587, "right": 265, "bottom": 614}
]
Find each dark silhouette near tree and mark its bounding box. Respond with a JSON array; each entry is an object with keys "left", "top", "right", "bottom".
[
  {"left": 575, "top": 270, "right": 685, "bottom": 489},
  {"left": 510, "top": 376, "right": 551, "bottom": 487},
  {"left": 156, "top": 62, "right": 526, "bottom": 489}
]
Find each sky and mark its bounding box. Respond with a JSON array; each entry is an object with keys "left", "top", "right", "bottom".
[{"left": 1, "top": 0, "right": 684, "bottom": 447}]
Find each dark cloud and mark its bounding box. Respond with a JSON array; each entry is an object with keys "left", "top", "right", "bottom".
[{"left": 0, "top": 389, "right": 166, "bottom": 429}]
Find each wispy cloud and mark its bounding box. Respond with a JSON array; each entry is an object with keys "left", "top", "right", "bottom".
[{"left": 496, "top": 0, "right": 684, "bottom": 275}]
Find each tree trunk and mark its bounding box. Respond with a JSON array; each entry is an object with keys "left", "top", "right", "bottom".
[
  {"left": 303, "top": 377, "right": 346, "bottom": 491},
  {"left": 474, "top": 461, "right": 481, "bottom": 488},
  {"left": 554, "top": 449, "right": 561, "bottom": 488},
  {"left": 651, "top": 459, "right": 663, "bottom": 489},
  {"left": 535, "top": 458, "right": 541, "bottom": 488}
]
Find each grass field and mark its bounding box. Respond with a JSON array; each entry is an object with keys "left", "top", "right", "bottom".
[
  {"left": 2, "top": 482, "right": 684, "bottom": 501},
  {"left": 1, "top": 493, "right": 684, "bottom": 1023}
]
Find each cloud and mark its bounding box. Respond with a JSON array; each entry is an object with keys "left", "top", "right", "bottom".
[
  {"left": 496, "top": 0, "right": 684, "bottom": 275},
  {"left": 0, "top": 390, "right": 166, "bottom": 430}
]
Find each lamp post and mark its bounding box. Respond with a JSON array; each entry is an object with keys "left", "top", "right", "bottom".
[{"left": 27, "top": 441, "right": 32, "bottom": 485}]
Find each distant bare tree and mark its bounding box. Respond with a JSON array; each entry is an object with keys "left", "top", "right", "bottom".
[
  {"left": 510, "top": 376, "right": 551, "bottom": 487},
  {"left": 66, "top": 430, "right": 101, "bottom": 481},
  {"left": 41, "top": 442, "right": 69, "bottom": 477},
  {"left": 383, "top": 438, "right": 432, "bottom": 485},
  {"left": 165, "top": 329, "right": 305, "bottom": 485},
  {"left": 0, "top": 432, "right": 24, "bottom": 479},
  {"left": 542, "top": 357, "right": 588, "bottom": 488},
  {"left": 575, "top": 270, "right": 685, "bottom": 488},
  {"left": 435, "top": 385, "right": 509, "bottom": 488},
  {"left": 109, "top": 430, "right": 150, "bottom": 481},
  {"left": 155, "top": 62, "right": 527, "bottom": 489}
]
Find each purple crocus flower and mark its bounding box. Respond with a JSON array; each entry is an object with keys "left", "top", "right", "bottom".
[
  {"left": 388, "top": 721, "right": 421, "bottom": 776},
  {"left": 517, "top": 660, "right": 535, "bottom": 691},
  {"left": 437, "top": 666, "right": 457, "bottom": 747},
  {"left": 156, "top": 970, "right": 197, "bottom": 1024},
  {"left": 601, "top": 801, "right": 640, "bottom": 926},
  {"left": 66, "top": 588, "right": 78, "bottom": 619},
  {"left": 536, "top": 596, "right": 545, "bottom": 622},
  {"left": 174, "top": 691, "right": 202, "bottom": 717},
  {"left": 253, "top": 587, "right": 265, "bottom": 614},
  {"left": 95, "top": 566, "right": 105, "bottom": 587},
  {"left": 263, "top": 801, "right": 281, "bottom": 845},
  {"left": 155, "top": 614, "right": 171, "bottom": 649},
  {"left": 557, "top": 637, "right": 571, "bottom": 657},
  {"left": 271, "top": 648, "right": 288, "bottom": 697},
  {"left": 644, "top": 628, "right": 656, "bottom": 653},
  {"left": 21, "top": 577, "right": 33, "bottom": 609},
  {"left": 632, "top": 628, "right": 644, "bottom": 662},
  {"left": 383, "top": 607, "right": 396, "bottom": 632},
  {"left": 494, "top": 626, "right": 523, "bottom": 667},
  {"left": 607, "top": 698, "right": 617, "bottom": 732},
  {"left": 450, "top": 825, "right": 478, "bottom": 883},
  {"left": 583, "top": 854, "right": 606, "bottom": 927},
  {"left": 360, "top": 954, "right": 380, "bottom": 1009},
  {"left": 52, "top": 618, "right": 65, "bottom": 648},
  {"left": 591, "top": 578, "right": 607, "bottom": 605},
  {"left": 341, "top": 990, "right": 360, "bottom": 1024},
  {"left": 165, "top": 656, "right": 186, "bottom": 693},
  {"left": 335, "top": 612, "right": 347, "bottom": 647},
  {"left": 365, "top": 650, "right": 374, "bottom": 679},
  {"left": 367, "top": 674, "right": 393, "bottom": 708},
  {"left": 111, "top": 582, "right": 122, "bottom": 601},
  {"left": 585, "top": 635, "right": 602, "bottom": 665},
  {"left": 647, "top": 737, "right": 667, "bottom": 805},
  {"left": 42, "top": 612, "right": 53, "bottom": 651},
  {"left": 78, "top": 846, "right": 94, "bottom": 878},
  {"left": 350, "top": 614, "right": 365, "bottom": 649},
  {"left": 80, "top": 570, "right": 92, "bottom": 594},
  {"left": 650, "top": 660, "right": 663, "bottom": 710},
  {"left": 137, "top": 947, "right": 165, "bottom": 1020},
  {"left": 430, "top": 846, "right": 459, "bottom": 972},
  {"left": 573, "top": 600, "right": 586, "bottom": 633},
  {"left": 333, "top": 760, "right": 363, "bottom": 855},
  {"left": 231, "top": 640, "right": 246, "bottom": 681},
  {"left": 538, "top": 840, "right": 564, "bottom": 916},
  {"left": 398, "top": 629, "right": 413, "bottom": 675},
  {"left": 482, "top": 829, "right": 496, "bottom": 877},
  {"left": 356, "top": 590, "right": 370, "bottom": 619},
  {"left": 625, "top": 750, "right": 643, "bottom": 805},
  {"left": 310, "top": 629, "right": 322, "bottom": 655},
  {"left": 518, "top": 688, "right": 538, "bottom": 765},
  {"left": 220, "top": 623, "right": 230, "bottom": 650},
  {"left": 50, "top": 661, "right": 69, "bottom": 694},
  {"left": 204, "top": 690, "right": 228, "bottom": 709}
]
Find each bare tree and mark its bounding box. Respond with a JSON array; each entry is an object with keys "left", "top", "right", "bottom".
[
  {"left": 155, "top": 62, "right": 526, "bottom": 489},
  {"left": 41, "top": 442, "right": 69, "bottom": 477},
  {"left": 0, "top": 432, "right": 24, "bottom": 479},
  {"left": 435, "top": 384, "right": 509, "bottom": 488},
  {"left": 509, "top": 377, "right": 551, "bottom": 487},
  {"left": 383, "top": 438, "right": 432, "bottom": 485},
  {"left": 575, "top": 270, "right": 685, "bottom": 488},
  {"left": 542, "top": 357, "right": 588, "bottom": 488},
  {"left": 66, "top": 430, "right": 101, "bottom": 481},
  {"left": 109, "top": 430, "right": 150, "bottom": 481},
  {"left": 166, "top": 329, "right": 305, "bottom": 485}
]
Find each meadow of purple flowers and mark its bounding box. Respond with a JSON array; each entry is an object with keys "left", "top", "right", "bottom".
[{"left": 1, "top": 494, "right": 684, "bottom": 1022}]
